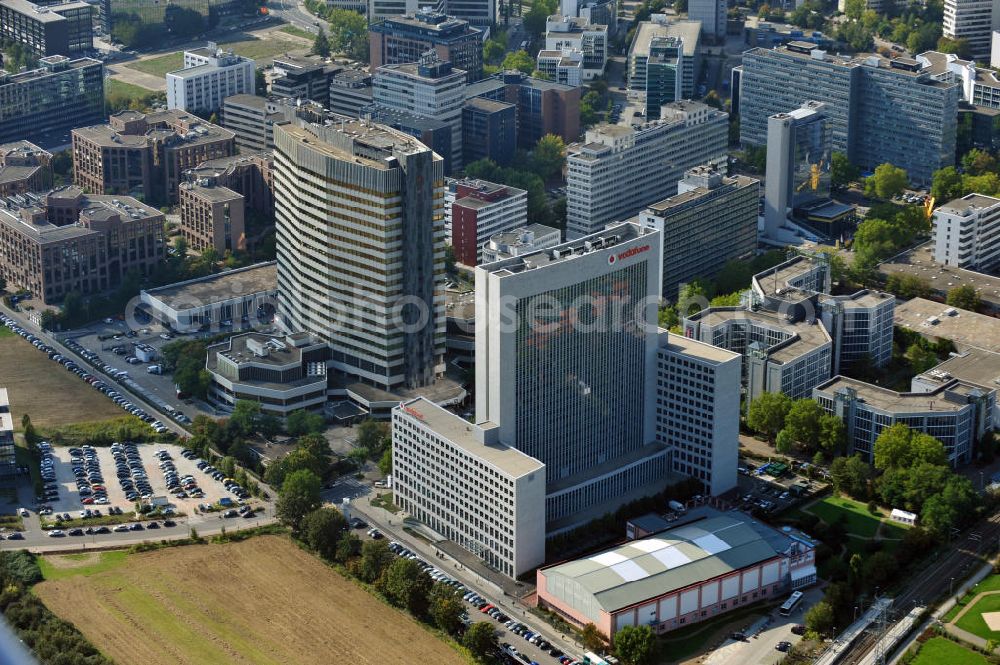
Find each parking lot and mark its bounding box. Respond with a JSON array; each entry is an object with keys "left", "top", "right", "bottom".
[
  {"left": 40, "top": 443, "right": 243, "bottom": 520},
  {"left": 734, "top": 459, "right": 823, "bottom": 516}
]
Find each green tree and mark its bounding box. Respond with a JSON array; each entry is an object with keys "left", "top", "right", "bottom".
[
  {"left": 230, "top": 399, "right": 261, "bottom": 435},
  {"left": 530, "top": 134, "right": 566, "bottom": 181},
  {"left": 844, "top": 0, "right": 865, "bottom": 19},
  {"left": 463, "top": 621, "right": 498, "bottom": 662},
  {"left": 286, "top": 409, "right": 326, "bottom": 436},
  {"left": 311, "top": 25, "right": 331, "bottom": 57},
  {"left": 947, "top": 284, "right": 981, "bottom": 311},
  {"left": 783, "top": 399, "right": 824, "bottom": 452},
  {"left": 830, "top": 454, "right": 872, "bottom": 498},
  {"left": 775, "top": 428, "right": 795, "bottom": 454},
  {"left": 327, "top": 8, "right": 368, "bottom": 61},
  {"left": 378, "top": 557, "right": 433, "bottom": 616},
  {"left": 255, "top": 67, "right": 267, "bottom": 96},
  {"left": 614, "top": 625, "right": 657, "bottom": 665},
  {"left": 21, "top": 414, "right": 37, "bottom": 448},
  {"left": 937, "top": 35, "right": 972, "bottom": 59},
  {"left": 582, "top": 622, "right": 609, "bottom": 652},
  {"left": 961, "top": 148, "right": 997, "bottom": 175},
  {"left": 920, "top": 492, "right": 957, "bottom": 538},
  {"left": 300, "top": 506, "right": 346, "bottom": 560},
  {"left": 336, "top": 531, "right": 361, "bottom": 563},
  {"left": 831, "top": 152, "right": 860, "bottom": 188},
  {"left": 483, "top": 38, "right": 505, "bottom": 63},
  {"left": 378, "top": 448, "right": 392, "bottom": 476},
  {"left": 357, "top": 538, "right": 394, "bottom": 583},
  {"left": 864, "top": 163, "right": 909, "bottom": 200},
  {"left": 905, "top": 343, "right": 939, "bottom": 374},
  {"left": 501, "top": 49, "right": 535, "bottom": 75},
  {"left": 276, "top": 469, "right": 322, "bottom": 532},
  {"left": 863, "top": 551, "right": 896, "bottom": 588},
  {"left": 805, "top": 601, "right": 836, "bottom": 635},
  {"left": 873, "top": 424, "right": 947, "bottom": 470},
  {"left": 429, "top": 582, "right": 465, "bottom": 634},
  {"left": 357, "top": 419, "right": 391, "bottom": 458},
  {"left": 818, "top": 414, "right": 847, "bottom": 456},
  {"left": 677, "top": 281, "right": 709, "bottom": 317},
  {"left": 932, "top": 166, "right": 964, "bottom": 202},
  {"left": 658, "top": 305, "right": 680, "bottom": 330},
  {"left": 884, "top": 273, "right": 931, "bottom": 298},
  {"left": 746, "top": 392, "right": 793, "bottom": 442}
]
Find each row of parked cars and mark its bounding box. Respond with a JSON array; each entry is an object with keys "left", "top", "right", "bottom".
[
  {"left": 158, "top": 449, "right": 204, "bottom": 499},
  {"left": 70, "top": 445, "right": 109, "bottom": 506},
  {"left": 385, "top": 540, "right": 577, "bottom": 665},
  {"left": 38, "top": 442, "right": 60, "bottom": 504},
  {"left": 189, "top": 450, "right": 250, "bottom": 500},
  {"left": 112, "top": 441, "right": 157, "bottom": 502}
]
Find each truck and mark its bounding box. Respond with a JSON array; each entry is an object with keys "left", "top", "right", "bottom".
[{"left": 668, "top": 500, "right": 686, "bottom": 513}]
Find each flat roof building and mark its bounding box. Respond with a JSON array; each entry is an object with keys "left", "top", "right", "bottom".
[
  {"left": 0, "top": 140, "right": 51, "bottom": 197},
  {"left": 221, "top": 94, "right": 284, "bottom": 153},
  {"left": 536, "top": 512, "right": 817, "bottom": 638},
  {"left": 369, "top": 10, "right": 484, "bottom": 82},
  {"left": 0, "top": 0, "right": 92, "bottom": 57},
  {"left": 0, "top": 55, "right": 103, "bottom": 148},
  {"left": 895, "top": 296, "right": 1000, "bottom": 353},
  {"left": 933, "top": 193, "right": 1000, "bottom": 272},
  {"left": 0, "top": 387, "right": 16, "bottom": 482},
  {"left": 270, "top": 53, "right": 341, "bottom": 108},
  {"left": 328, "top": 68, "right": 373, "bottom": 118},
  {"left": 392, "top": 396, "right": 546, "bottom": 577},
  {"left": 628, "top": 19, "right": 701, "bottom": 99},
  {"left": 178, "top": 180, "right": 245, "bottom": 255},
  {"left": 450, "top": 178, "right": 527, "bottom": 266},
  {"left": 462, "top": 96, "right": 516, "bottom": 167},
  {"left": 480, "top": 224, "right": 561, "bottom": 263},
  {"left": 167, "top": 43, "right": 255, "bottom": 114},
  {"left": 544, "top": 14, "right": 608, "bottom": 79}
]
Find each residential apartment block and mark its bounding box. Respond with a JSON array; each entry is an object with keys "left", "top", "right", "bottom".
[
  {"left": 465, "top": 71, "right": 581, "bottom": 150},
  {"left": 0, "top": 55, "right": 103, "bottom": 147},
  {"left": 814, "top": 375, "right": 993, "bottom": 466},
  {"left": 0, "top": 0, "right": 91, "bottom": 57},
  {"left": 273, "top": 119, "right": 446, "bottom": 392},
  {"left": 655, "top": 331, "right": 741, "bottom": 496},
  {"left": 392, "top": 396, "right": 546, "bottom": 577},
  {"left": 166, "top": 44, "right": 255, "bottom": 114},
  {"left": 566, "top": 101, "right": 728, "bottom": 239},
  {"left": 373, "top": 53, "right": 466, "bottom": 174},
  {"left": 72, "top": 109, "right": 236, "bottom": 205},
  {"left": 450, "top": 178, "right": 528, "bottom": 265},
  {"left": 638, "top": 166, "right": 758, "bottom": 301},
  {"left": 179, "top": 180, "right": 245, "bottom": 254},
  {"left": 0, "top": 140, "right": 51, "bottom": 197},
  {"left": 933, "top": 193, "right": 1000, "bottom": 271},
  {"left": 0, "top": 187, "right": 165, "bottom": 303},
  {"left": 369, "top": 11, "right": 483, "bottom": 82},
  {"left": 738, "top": 42, "right": 960, "bottom": 185}
]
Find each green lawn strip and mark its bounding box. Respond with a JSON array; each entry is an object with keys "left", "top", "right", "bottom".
[
  {"left": 105, "top": 77, "right": 159, "bottom": 99},
  {"left": 955, "top": 593, "right": 1000, "bottom": 640},
  {"left": 42, "top": 511, "right": 186, "bottom": 530},
  {"left": 38, "top": 551, "right": 129, "bottom": 581},
  {"left": 0, "top": 326, "right": 13, "bottom": 338},
  {"left": 280, "top": 25, "right": 314, "bottom": 40},
  {"left": 805, "top": 496, "right": 881, "bottom": 538},
  {"left": 946, "top": 575, "right": 1000, "bottom": 622},
  {"left": 912, "top": 637, "right": 988, "bottom": 665},
  {"left": 218, "top": 36, "right": 301, "bottom": 60},
  {"left": 0, "top": 513, "right": 24, "bottom": 530},
  {"left": 125, "top": 52, "right": 183, "bottom": 77}
]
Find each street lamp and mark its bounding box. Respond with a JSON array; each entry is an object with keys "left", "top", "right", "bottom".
[{"left": 950, "top": 577, "right": 956, "bottom": 595}]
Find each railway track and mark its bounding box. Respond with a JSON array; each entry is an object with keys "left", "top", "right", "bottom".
[{"left": 835, "top": 510, "right": 1000, "bottom": 665}]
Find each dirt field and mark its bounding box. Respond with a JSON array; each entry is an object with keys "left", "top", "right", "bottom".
[
  {"left": 0, "top": 335, "right": 122, "bottom": 428},
  {"left": 35, "top": 535, "right": 468, "bottom": 665}
]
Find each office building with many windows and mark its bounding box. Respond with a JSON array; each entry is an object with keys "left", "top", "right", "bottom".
[
  {"left": 0, "top": 0, "right": 92, "bottom": 57},
  {"left": 628, "top": 19, "right": 701, "bottom": 99},
  {"left": 688, "top": 0, "right": 725, "bottom": 41},
  {"left": 450, "top": 179, "right": 527, "bottom": 265},
  {"left": 476, "top": 222, "right": 670, "bottom": 530},
  {"left": 655, "top": 331, "right": 741, "bottom": 496},
  {"left": 544, "top": 14, "right": 608, "bottom": 79},
  {"left": 166, "top": 44, "right": 255, "bottom": 114},
  {"left": 462, "top": 96, "right": 516, "bottom": 167},
  {"left": 0, "top": 55, "right": 102, "bottom": 148},
  {"left": 178, "top": 180, "right": 245, "bottom": 254},
  {"left": 944, "top": 0, "right": 1000, "bottom": 60},
  {"left": 392, "top": 396, "right": 546, "bottom": 577},
  {"left": 369, "top": 11, "right": 483, "bottom": 82},
  {"left": 0, "top": 388, "right": 13, "bottom": 485},
  {"left": 566, "top": 101, "right": 727, "bottom": 239},
  {"left": 932, "top": 193, "right": 1000, "bottom": 272},
  {"left": 273, "top": 119, "right": 446, "bottom": 392},
  {"left": 638, "top": 166, "right": 758, "bottom": 301}
]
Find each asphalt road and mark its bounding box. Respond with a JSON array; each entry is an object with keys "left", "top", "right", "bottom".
[{"left": 269, "top": 0, "right": 320, "bottom": 34}]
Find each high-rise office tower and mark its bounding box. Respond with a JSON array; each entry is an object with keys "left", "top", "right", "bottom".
[
  {"left": 476, "top": 222, "right": 669, "bottom": 529},
  {"left": 944, "top": 0, "right": 1000, "bottom": 60},
  {"left": 688, "top": 0, "right": 726, "bottom": 41},
  {"left": 764, "top": 101, "right": 831, "bottom": 238},
  {"left": 644, "top": 36, "right": 682, "bottom": 118},
  {"left": 373, "top": 51, "right": 466, "bottom": 174},
  {"left": 273, "top": 118, "right": 446, "bottom": 392}
]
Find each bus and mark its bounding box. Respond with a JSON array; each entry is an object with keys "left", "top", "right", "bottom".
[{"left": 779, "top": 591, "right": 804, "bottom": 616}]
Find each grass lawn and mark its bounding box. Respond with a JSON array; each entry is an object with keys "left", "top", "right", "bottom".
[
  {"left": 0, "top": 334, "right": 123, "bottom": 428},
  {"left": 0, "top": 325, "right": 13, "bottom": 338},
  {"left": 946, "top": 574, "right": 1000, "bottom": 622},
  {"left": 280, "top": 25, "right": 314, "bottom": 40},
  {"left": 125, "top": 52, "right": 183, "bottom": 78},
  {"left": 805, "top": 496, "right": 881, "bottom": 538},
  {"left": 912, "top": 637, "right": 988, "bottom": 665},
  {"left": 38, "top": 551, "right": 129, "bottom": 582},
  {"left": 106, "top": 77, "right": 160, "bottom": 99},
  {"left": 956, "top": 594, "right": 1000, "bottom": 640}
]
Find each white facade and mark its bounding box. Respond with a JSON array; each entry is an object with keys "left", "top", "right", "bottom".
[
  {"left": 392, "top": 396, "right": 546, "bottom": 577},
  {"left": 944, "top": 0, "right": 1000, "bottom": 60},
  {"left": 167, "top": 46, "right": 255, "bottom": 113},
  {"left": 993, "top": 30, "right": 1000, "bottom": 68},
  {"left": 655, "top": 331, "right": 740, "bottom": 496},
  {"left": 536, "top": 49, "right": 585, "bottom": 86},
  {"left": 450, "top": 181, "right": 528, "bottom": 263},
  {"left": 566, "top": 101, "right": 728, "bottom": 239},
  {"left": 933, "top": 193, "right": 1000, "bottom": 271},
  {"left": 481, "top": 224, "right": 562, "bottom": 262},
  {"left": 688, "top": 0, "right": 725, "bottom": 40},
  {"left": 544, "top": 14, "right": 608, "bottom": 79},
  {"left": 373, "top": 54, "right": 466, "bottom": 173}
]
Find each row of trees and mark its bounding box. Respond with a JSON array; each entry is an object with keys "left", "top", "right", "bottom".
[
  {"left": 932, "top": 149, "right": 1000, "bottom": 202},
  {"left": 302, "top": 2, "right": 368, "bottom": 62},
  {"left": 747, "top": 395, "right": 847, "bottom": 460}
]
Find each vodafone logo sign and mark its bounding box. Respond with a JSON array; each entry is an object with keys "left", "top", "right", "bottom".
[{"left": 609, "top": 244, "right": 650, "bottom": 265}]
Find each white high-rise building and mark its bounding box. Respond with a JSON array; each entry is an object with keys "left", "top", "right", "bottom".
[
  {"left": 476, "top": 222, "right": 669, "bottom": 531},
  {"left": 655, "top": 332, "right": 741, "bottom": 496},
  {"left": 933, "top": 192, "right": 1000, "bottom": 271},
  {"left": 166, "top": 43, "right": 255, "bottom": 114},
  {"left": 566, "top": 100, "right": 728, "bottom": 239},
  {"left": 273, "top": 118, "right": 446, "bottom": 392},
  {"left": 544, "top": 14, "right": 609, "bottom": 79},
  {"left": 944, "top": 0, "right": 1000, "bottom": 61},
  {"left": 373, "top": 51, "right": 466, "bottom": 174},
  {"left": 688, "top": 0, "right": 726, "bottom": 41}
]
